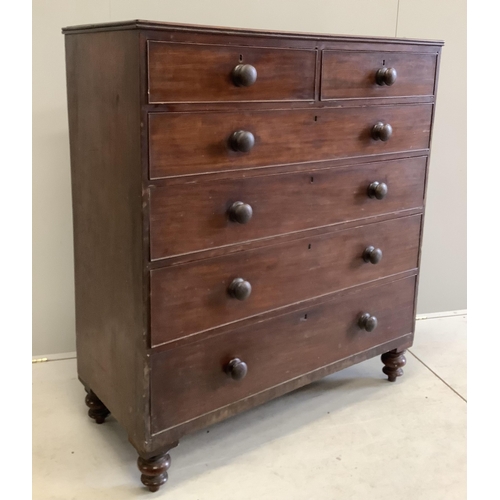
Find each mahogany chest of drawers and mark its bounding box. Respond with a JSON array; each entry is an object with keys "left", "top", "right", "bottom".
[{"left": 63, "top": 20, "right": 442, "bottom": 492}]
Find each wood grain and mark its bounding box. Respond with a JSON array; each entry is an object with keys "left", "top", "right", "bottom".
[
  {"left": 63, "top": 20, "right": 444, "bottom": 49},
  {"left": 64, "top": 30, "right": 150, "bottom": 453},
  {"left": 150, "top": 215, "right": 421, "bottom": 346},
  {"left": 63, "top": 20, "right": 442, "bottom": 472},
  {"left": 149, "top": 156, "right": 426, "bottom": 259},
  {"left": 148, "top": 105, "right": 433, "bottom": 178},
  {"left": 321, "top": 51, "right": 437, "bottom": 100},
  {"left": 147, "top": 41, "right": 316, "bottom": 103},
  {"left": 150, "top": 275, "right": 416, "bottom": 433}
]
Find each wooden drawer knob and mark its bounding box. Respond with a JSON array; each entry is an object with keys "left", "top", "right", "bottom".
[
  {"left": 376, "top": 67, "right": 397, "bottom": 86},
  {"left": 228, "top": 278, "right": 252, "bottom": 301},
  {"left": 368, "top": 181, "right": 388, "bottom": 200},
  {"left": 228, "top": 201, "right": 253, "bottom": 224},
  {"left": 363, "top": 246, "right": 383, "bottom": 264},
  {"left": 225, "top": 358, "right": 248, "bottom": 380},
  {"left": 358, "top": 313, "right": 378, "bottom": 332},
  {"left": 231, "top": 64, "right": 258, "bottom": 87},
  {"left": 375, "top": 68, "right": 398, "bottom": 87},
  {"left": 371, "top": 122, "right": 393, "bottom": 141},
  {"left": 229, "top": 130, "right": 255, "bottom": 152}
]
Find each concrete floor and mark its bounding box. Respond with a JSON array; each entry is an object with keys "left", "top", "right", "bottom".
[{"left": 33, "top": 314, "right": 466, "bottom": 500}]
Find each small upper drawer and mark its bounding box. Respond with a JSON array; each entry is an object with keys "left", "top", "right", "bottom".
[
  {"left": 321, "top": 51, "right": 437, "bottom": 101},
  {"left": 147, "top": 41, "right": 316, "bottom": 104},
  {"left": 149, "top": 156, "right": 427, "bottom": 260}
]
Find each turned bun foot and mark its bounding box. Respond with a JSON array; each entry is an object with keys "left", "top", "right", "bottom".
[
  {"left": 381, "top": 349, "right": 407, "bottom": 382},
  {"left": 138, "top": 452, "right": 172, "bottom": 492},
  {"left": 85, "top": 389, "right": 110, "bottom": 424}
]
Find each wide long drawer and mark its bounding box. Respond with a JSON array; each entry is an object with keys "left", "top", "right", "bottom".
[
  {"left": 148, "top": 104, "right": 433, "bottom": 179},
  {"left": 150, "top": 215, "right": 421, "bottom": 346},
  {"left": 150, "top": 157, "right": 427, "bottom": 259},
  {"left": 147, "top": 41, "right": 317, "bottom": 104},
  {"left": 150, "top": 275, "right": 416, "bottom": 433}
]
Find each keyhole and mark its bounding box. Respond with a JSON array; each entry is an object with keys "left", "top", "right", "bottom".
[
  {"left": 239, "top": 54, "right": 243, "bottom": 62},
  {"left": 314, "top": 116, "right": 318, "bottom": 121},
  {"left": 300, "top": 313, "right": 308, "bottom": 321},
  {"left": 310, "top": 176, "right": 314, "bottom": 183},
  {"left": 308, "top": 244, "right": 312, "bottom": 250},
  {"left": 382, "top": 59, "right": 386, "bottom": 65}
]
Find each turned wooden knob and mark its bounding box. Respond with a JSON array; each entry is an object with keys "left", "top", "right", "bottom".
[
  {"left": 368, "top": 181, "right": 388, "bottom": 200},
  {"left": 358, "top": 313, "right": 378, "bottom": 332},
  {"left": 228, "top": 278, "right": 252, "bottom": 300},
  {"left": 376, "top": 67, "right": 397, "bottom": 86},
  {"left": 228, "top": 201, "right": 253, "bottom": 224},
  {"left": 229, "top": 130, "right": 255, "bottom": 152},
  {"left": 225, "top": 358, "right": 248, "bottom": 380},
  {"left": 231, "top": 64, "right": 258, "bottom": 87},
  {"left": 371, "top": 122, "right": 393, "bottom": 141},
  {"left": 363, "top": 246, "right": 383, "bottom": 264}
]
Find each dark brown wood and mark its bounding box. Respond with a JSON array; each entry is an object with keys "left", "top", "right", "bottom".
[
  {"left": 150, "top": 276, "right": 416, "bottom": 433},
  {"left": 62, "top": 20, "right": 442, "bottom": 491},
  {"left": 150, "top": 209, "right": 425, "bottom": 268},
  {"left": 148, "top": 270, "right": 418, "bottom": 355},
  {"left": 149, "top": 150, "right": 429, "bottom": 186},
  {"left": 228, "top": 278, "right": 252, "bottom": 301},
  {"left": 358, "top": 313, "right": 378, "bottom": 332},
  {"left": 63, "top": 20, "right": 444, "bottom": 49},
  {"left": 363, "top": 246, "right": 383, "bottom": 264},
  {"left": 85, "top": 389, "right": 110, "bottom": 424},
  {"left": 371, "top": 122, "right": 393, "bottom": 141},
  {"left": 148, "top": 104, "right": 433, "bottom": 178},
  {"left": 150, "top": 215, "right": 421, "bottom": 346},
  {"left": 381, "top": 349, "right": 407, "bottom": 381},
  {"left": 229, "top": 130, "right": 255, "bottom": 152},
  {"left": 147, "top": 41, "right": 316, "bottom": 103},
  {"left": 64, "top": 30, "right": 151, "bottom": 454},
  {"left": 321, "top": 51, "right": 437, "bottom": 100},
  {"left": 409, "top": 47, "right": 443, "bottom": 351},
  {"left": 149, "top": 156, "right": 426, "bottom": 260},
  {"left": 228, "top": 201, "right": 253, "bottom": 224},
  {"left": 225, "top": 358, "right": 248, "bottom": 381},
  {"left": 231, "top": 64, "right": 258, "bottom": 87},
  {"left": 151, "top": 333, "right": 414, "bottom": 448},
  {"left": 376, "top": 67, "right": 397, "bottom": 86},
  {"left": 368, "top": 180, "right": 388, "bottom": 199},
  {"left": 137, "top": 450, "right": 173, "bottom": 492}
]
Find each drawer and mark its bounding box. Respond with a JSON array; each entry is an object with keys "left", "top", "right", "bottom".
[
  {"left": 150, "top": 215, "right": 421, "bottom": 346},
  {"left": 321, "top": 50, "right": 437, "bottom": 100},
  {"left": 148, "top": 105, "right": 432, "bottom": 178},
  {"left": 150, "top": 157, "right": 427, "bottom": 259},
  {"left": 147, "top": 41, "right": 316, "bottom": 104},
  {"left": 150, "top": 275, "right": 416, "bottom": 433}
]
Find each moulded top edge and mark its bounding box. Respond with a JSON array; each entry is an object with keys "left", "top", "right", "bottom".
[{"left": 61, "top": 19, "right": 444, "bottom": 46}]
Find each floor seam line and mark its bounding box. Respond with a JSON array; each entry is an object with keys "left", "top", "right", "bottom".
[
  {"left": 407, "top": 349, "right": 467, "bottom": 402},
  {"left": 33, "top": 356, "right": 77, "bottom": 364},
  {"left": 416, "top": 313, "right": 467, "bottom": 320}
]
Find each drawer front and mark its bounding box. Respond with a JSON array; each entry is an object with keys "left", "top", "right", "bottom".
[
  {"left": 147, "top": 41, "right": 316, "bottom": 104},
  {"left": 321, "top": 51, "right": 437, "bottom": 100},
  {"left": 151, "top": 275, "right": 416, "bottom": 433},
  {"left": 148, "top": 105, "right": 432, "bottom": 178},
  {"left": 151, "top": 215, "right": 421, "bottom": 346},
  {"left": 150, "top": 157, "right": 426, "bottom": 259}
]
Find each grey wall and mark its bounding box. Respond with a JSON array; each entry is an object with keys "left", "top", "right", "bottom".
[{"left": 32, "top": 0, "right": 466, "bottom": 355}]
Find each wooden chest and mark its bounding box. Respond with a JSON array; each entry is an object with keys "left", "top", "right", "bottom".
[{"left": 62, "top": 20, "right": 442, "bottom": 492}]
